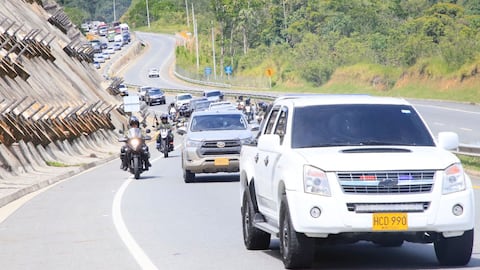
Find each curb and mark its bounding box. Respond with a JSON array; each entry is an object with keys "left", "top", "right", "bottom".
[{"left": 0, "top": 154, "right": 118, "bottom": 209}]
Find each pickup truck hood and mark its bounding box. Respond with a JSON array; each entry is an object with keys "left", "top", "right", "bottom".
[
  {"left": 295, "top": 146, "right": 458, "bottom": 171},
  {"left": 188, "top": 129, "right": 252, "bottom": 141}
]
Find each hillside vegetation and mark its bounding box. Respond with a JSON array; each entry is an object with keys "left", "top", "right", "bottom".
[
  {"left": 70, "top": 0, "right": 480, "bottom": 102},
  {"left": 57, "top": 0, "right": 131, "bottom": 25}
]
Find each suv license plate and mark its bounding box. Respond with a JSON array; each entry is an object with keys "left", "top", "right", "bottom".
[
  {"left": 372, "top": 213, "right": 408, "bottom": 231},
  {"left": 214, "top": 158, "right": 229, "bottom": 166}
]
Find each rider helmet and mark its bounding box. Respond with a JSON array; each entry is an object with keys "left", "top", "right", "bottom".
[
  {"left": 129, "top": 116, "right": 140, "bottom": 127},
  {"left": 160, "top": 113, "right": 169, "bottom": 124}
]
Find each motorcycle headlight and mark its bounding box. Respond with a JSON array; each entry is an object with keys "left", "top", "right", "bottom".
[
  {"left": 304, "top": 165, "right": 331, "bottom": 196},
  {"left": 442, "top": 163, "right": 466, "bottom": 194},
  {"left": 130, "top": 138, "right": 141, "bottom": 149},
  {"left": 186, "top": 138, "right": 202, "bottom": 148}
]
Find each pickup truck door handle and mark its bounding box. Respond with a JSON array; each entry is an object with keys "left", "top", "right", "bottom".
[
  {"left": 254, "top": 153, "right": 259, "bottom": 163},
  {"left": 264, "top": 156, "right": 269, "bottom": 166}
]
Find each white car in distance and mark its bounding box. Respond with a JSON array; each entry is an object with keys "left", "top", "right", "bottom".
[{"left": 148, "top": 68, "right": 160, "bottom": 78}]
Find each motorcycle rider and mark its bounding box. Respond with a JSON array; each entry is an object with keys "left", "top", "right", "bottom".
[
  {"left": 155, "top": 113, "right": 174, "bottom": 151},
  {"left": 168, "top": 102, "right": 178, "bottom": 122},
  {"left": 120, "top": 116, "right": 152, "bottom": 171}
]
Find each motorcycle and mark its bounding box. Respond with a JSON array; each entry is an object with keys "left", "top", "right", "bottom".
[
  {"left": 156, "top": 128, "right": 174, "bottom": 158},
  {"left": 119, "top": 128, "right": 151, "bottom": 179}
]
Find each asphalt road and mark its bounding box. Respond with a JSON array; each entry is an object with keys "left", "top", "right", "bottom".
[{"left": 0, "top": 32, "right": 479, "bottom": 270}]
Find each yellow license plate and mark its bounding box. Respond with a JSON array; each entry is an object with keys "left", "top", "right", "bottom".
[
  {"left": 372, "top": 213, "right": 408, "bottom": 231},
  {"left": 214, "top": 158, "right": 229, "bottom": 166}
]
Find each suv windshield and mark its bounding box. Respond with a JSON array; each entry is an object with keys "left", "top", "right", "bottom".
[
  {"left": 207, "top": 91, "right": 221, "bottom": 97},
  {"left": 190, "top": 114, "right": 247, "bottom": 131},
  {"left": 178, "top": 94, "right": 192, "bottom": 100},
  {"left": 291, "top": 104, "right": 435, "bottom": 148},
  {"left": 148, "top": 89, "right": 163, "bottom": 95}
]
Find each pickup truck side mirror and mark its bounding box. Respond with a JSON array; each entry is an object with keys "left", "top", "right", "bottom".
[
  {"left": 257, "top": 134, "right": 281, "bottom": 152},
  {"left": 437, "top": 132, "right": 459, "bottom": 150}
]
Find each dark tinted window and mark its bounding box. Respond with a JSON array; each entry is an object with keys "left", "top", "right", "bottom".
[{"left": 291, "top": 104, "right": 435, "bottom": 148}]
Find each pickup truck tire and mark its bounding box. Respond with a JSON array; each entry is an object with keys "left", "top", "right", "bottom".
[
  {"left": 184, "top": 169, "right": 195, "bottom": 183},
  {"left": 280, "top": 197, "right": 314, "bottom": 269},
  {"left": 434, "top": 229, "right": 473, "bottom": 266},
  {"left": 242, "top": 191, "right": 270, "bottom": 250}
]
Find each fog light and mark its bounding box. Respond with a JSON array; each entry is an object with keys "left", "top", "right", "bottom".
[
  {"left": 310, "top": 207, "right": 321, "bottom": 218},
  {"left": 452, "top": 204, "right": 463, "bottom": 216}
]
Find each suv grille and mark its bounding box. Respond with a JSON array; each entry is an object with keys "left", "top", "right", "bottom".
[
  {"left": 199, "top": 140, "right": 241, "bottom": 156},
  {"left": 337, "top": 171, "right": 435, "bottom": 194}
]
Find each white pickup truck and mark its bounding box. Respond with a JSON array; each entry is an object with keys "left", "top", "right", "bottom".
[{"left": 239, "top": 94, "right": 474, "bottom": 269}]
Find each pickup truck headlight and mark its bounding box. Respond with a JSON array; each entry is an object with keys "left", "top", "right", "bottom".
[
  {"left": 442, "top": 163, "right": 466, "bottom": 194},
  {"left": 304, "top": 165, "right": 331, "bottom": 196},
  {"left": 240, "top": 137, "right": 253, "bottom": 145},
  {"left": 186, "top": 138, "right": 202, "bottom": 148}
]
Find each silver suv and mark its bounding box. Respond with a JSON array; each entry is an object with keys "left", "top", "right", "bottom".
[{"left": 177, "top": 110, "right": 254, "bottom": 183}]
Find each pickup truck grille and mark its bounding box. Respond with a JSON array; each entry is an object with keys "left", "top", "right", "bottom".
[
  {"left": 337, "top": 170, "right": 435, "bottom": 194},
  {"left": 199, "top": 140, "right": 241, "bottom": 156}
]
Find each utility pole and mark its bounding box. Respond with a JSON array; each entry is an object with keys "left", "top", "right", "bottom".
[
  {"left": 113, "top": 0, "right": 116, "bottom": 22},
  {"left": 283, "top": 0, "right": 288, "bottom": 42},
  {"left": 192, "top": 4, "right": 199, "bottom": 72},
  {"left": 146, "top": 0, "right": 151, "bottom": 28},
  {"left": 185, "top": 0, "right": 190, "bottom": 28},
  {"left": 212, "top": 24, "right": 216, "bottom": 80}
]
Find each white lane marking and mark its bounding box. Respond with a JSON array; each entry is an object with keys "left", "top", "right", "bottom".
[
  {"left": 461, "top": 127, "right": 473, "bottom": 131},
  {"left": 433, "top": 122, "right": 445, "bottom": 126},
  {"left": 113, "top": 179, "right": 159, "bottom": 270}
]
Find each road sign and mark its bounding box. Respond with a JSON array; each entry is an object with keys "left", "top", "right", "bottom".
[
  {"left": 204, "top": 67, "right": 212, "bottom": 76},
  {"left": 225, "top": 65, "right": 233, "bottom": 75},
  {"left": 265, "top": 68, "right": 274, "bottom": 77}
]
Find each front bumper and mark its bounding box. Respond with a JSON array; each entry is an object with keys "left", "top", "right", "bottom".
[
  {"left": 286, "top": 188, "right": 475, "bottom": 237},
  {"left": 183, "top": 148, "right": 239, "bottom": 173}
]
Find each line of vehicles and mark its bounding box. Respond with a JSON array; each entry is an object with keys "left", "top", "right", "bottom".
[{"left": 86, "top": 22, "right": 131, "bottom": 69}]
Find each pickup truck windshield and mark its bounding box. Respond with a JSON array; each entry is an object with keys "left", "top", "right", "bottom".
[
  {"left": 291, "top": 104, "right": 435, "bottom": 148},
  {"left": 191, "top": 114, "right": 247, "bottom": 131}
]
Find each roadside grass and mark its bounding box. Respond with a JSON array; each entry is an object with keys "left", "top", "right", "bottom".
[
  {"left": 457, "top": 154, "right": 480, "bottom": 174},
  {"left": 45, "top": 161, "right": 76, "bottom": 167}
]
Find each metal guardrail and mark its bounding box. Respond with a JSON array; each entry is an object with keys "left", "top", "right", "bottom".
[{"left": 457, "top": 145, "right": 480, "bottom": 157}]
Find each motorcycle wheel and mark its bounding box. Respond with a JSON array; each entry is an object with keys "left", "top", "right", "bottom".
[
  {"left": 162, "top": 140, "right": 168, "bottom": 158},
  {"left": 133, "top": 156, "right": 140, "bottom": 179}
]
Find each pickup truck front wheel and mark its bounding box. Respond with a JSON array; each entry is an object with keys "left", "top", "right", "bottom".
[
  {"left": 242, "top": 191, "right": 270, "bottom": 250},
  {"left": 434, "top": 229, "right": 473, "bottom": 266},
  {"left": 184, "top": 169, "right": 195, "bottom": 183},
  {"left": 280, "top": 197, "right": 314, "bottom": 269}
]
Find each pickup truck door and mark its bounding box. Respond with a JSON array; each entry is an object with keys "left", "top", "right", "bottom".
[{"left": 255, "top": 107, "right": 288, "bottom": 216}]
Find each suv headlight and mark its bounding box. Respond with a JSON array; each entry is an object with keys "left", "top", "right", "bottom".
[
  {"left": 304, "top": 165, "right": 331, "bottom": 196},
  {"left": 442, "top": 163, "right": 466, "bottom": 194},
  {"left": 186, "top": 138, "right": 202, "bottom": 148}
]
